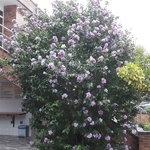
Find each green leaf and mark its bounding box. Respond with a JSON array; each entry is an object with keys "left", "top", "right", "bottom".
[{"left": 77, "top": 145, "right": 82, "bottom": 150}]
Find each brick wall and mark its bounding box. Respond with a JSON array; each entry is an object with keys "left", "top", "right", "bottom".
[
  {"left": 0, "top": 50, "right": 10, "bottom": 59},
  {"left": 126, "top": 133, "right": 139, "bottom": 150},
  {"left": 135, "top": 114, "right": 150, "bottom": 124},
  {"left": 138, "top": 132, "right": 150, "bottom": 150},
  {"left": 4, "top": 5, "right": 17, "bottom": 38}
]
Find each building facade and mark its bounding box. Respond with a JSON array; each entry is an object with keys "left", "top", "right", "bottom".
[{"left": 0, "top": 0, "right": 37, "bottom": 136}]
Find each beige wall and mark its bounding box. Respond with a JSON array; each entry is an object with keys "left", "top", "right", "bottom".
[
  {"left": 16, "top": 8, "right": 25, "bottom": 26},
  {"left": 18, "top": 0, "right": 37, "bottom": 13}
]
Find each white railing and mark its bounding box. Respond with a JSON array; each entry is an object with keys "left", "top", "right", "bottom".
[{"left": 0, "top": 24, "right": 12, "bottom": 54}]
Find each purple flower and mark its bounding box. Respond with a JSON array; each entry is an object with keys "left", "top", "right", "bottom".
[
  {"left": 87, "top": 117, "right": 92, "bottom": 122},
  {"left": 48, "top": 130, "right": 53, "bottom": 135},
  {"left": 86, "top": 92, "right": 92, "bottom": 98},
  {"left": 48, "top": 62, "right": 55, "bottom": 69},
  {"left": 62, "top": 93, "right": 68, "bottom": 99},
  {"left": 116, "top": 67, "right": 120, "bottom": 72},
  {"left": 0, "top": 68, "right": 2, "bottom": 73},
  {"left": 68, "top": 39, "right": 75, "bottom": 45},
  {"left": 53, "top": 79, "right": 58, "bottom": 83},
  {"left": 35, "top": 36, "right": 41, "bottom": 41},
  {"left": 103, "top": 66, "right": 108, "bottom": 70},
  {"left": 76, "top": 25, "right": 82, "bottom": 30},
  {"left": 90, "top": 121, "right": 94, "bottom": 125},
  {"left": 124, "top": 137, "right": 127, "bottom": 141},
  {"left": 74, "top": 123, "right": 78, "bottom": 127},
  {"left": 50, "top": 43, "right": 57, "bottom": 49},
  {"left": 87, "top": 133, "right": 92, "bottom": 138},
  {"left": 51, "top": 84, "right": 55, "bottom": 87},
  {"left": 31, "top": 58, "right": 36, "bottom": 62},
  {"left": 72, "top": 147, "right": 76, "bottom": 150},
  {"left": 85, "top": 29, "right": 89, "bottom": 38},
  {"left": 98, "top": 110, "right": 103, "bottom": 115},
  {"left": 91, "top": 101, "right": 96, "bottom": 106},
  {"left": 107, "top": 99, "right": 110, "bottom": 103},
  {"left": 12, "top": 19, "right": 16, "bottom": 23},
  {"left": 41, "top": 59, "right": 46, "bottom": 66},
  {"left": 74, "top": 99, "right": 78, "bottom": 104},
  {"left": 58, "top": 50, "right": 65, "bottom": 57},
  {"left": 97, "top": 85, "right": 101, "bottom": 89},
  {"left": 22, "top": 95, "right": 26, "bottom": 100},
  {"left": 61, "top": 57, "right": 65, "bottom": 61},
  {"left": 108, "top": 30, "right": 112, "bottom": 34},
  {"left": 68, "top": 53, "right": 72, "bottom": 57},
  {"left": 61, "top": 44, "right": 66, "bottom": 49},
  {"left": 83, "top": 110, "right": 88, "bottom": 114},
  {"left": 52, "top": 89, "right": 58, "bottom": 93},
  {"left": 27, "top": 47, "right": 31, "bottom": 50},
  {"left": 15, "top": 48, "right": 21, "bottom": 52},
  {"left": 90, "top": 56, "right": 96, "bottom": 64},
  {"left": 104, "top": 88, "right": 108, "bottom": 93},
  {"left": 123, "top": 115, "right": 127, "bottom": 119},
  {"left": 38, "top": 55, "right": 42, "bottom": 60},
  {"left": 123, "top": 130, "right": 127, "bottom": 134},
  {"left": 44, "top": 138, "right": 48, "bottom": 143},
  {"left": 105, "top": 136, "right": 110, "bottom": 141},
  {"left": 39, "top": 108, "right": 42, "bottom": 112},
  {"left": 50, "top": 52, "right": 57, "bottom": 60},
  {"left": 111, "top": 51, "right": 117, "bottom": 57},
  {"left": 61, "top": 37, "right": 65, "bottom": 41},
  {"left": 99, "top": 102, "right": 103, "bottom": 105},
  {"left": 101, "top": 78, "right": 106, "bottom": 84},
  {"left": 74, "top": 35, "right": 80, "bottom": 40},
  {"left": 97, "top": 134, "right": 102, "bottom": 139},
  {"left": 53, "top": 36, "right": 58, "bottom": 42},
  {"left": 93, "top": 133, "right": 98, "bottom": 138},
  {"left": 29, "top": 141, "right": 34, "bottom": 145},
  {"left": 125, "top": 145, "right": 129, "bottom": 150},
  {"left": 43, "top": 22, "right": 48, "bottom": 27},
  {"left": 126, "top": 124, "right": 131, "bottom": 128},
  {"left": 90, "top": 32, "right": 95, "bottom": 37},
  {"left": 106, "top": 143, "right": 111, "bottom": 149},
  {"left": 61, "top": 65, "right": 66, "bottom": 71},
  {"left": 83, "top": 123, "right": 86, "bottom": 127},
  {"left": 77, "top": 76, "right": 83, "bottom": 83},
  {"left": 99, "top": 118, "right": 103, "bottom": 122}
]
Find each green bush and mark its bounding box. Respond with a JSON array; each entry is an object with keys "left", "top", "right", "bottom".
[
  {"left": 138, "top": 122, "right": 144, "bottom": 128},
  {"left": 143, "top": 124, "right": 150, "bottom": 131},
  {"left": 146, "top": 107, "right": 150, "bottom": 113}
]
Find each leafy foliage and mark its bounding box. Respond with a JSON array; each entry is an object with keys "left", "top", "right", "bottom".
[{"left": 118, "top": 45, "right": 150, "bottom": 92}]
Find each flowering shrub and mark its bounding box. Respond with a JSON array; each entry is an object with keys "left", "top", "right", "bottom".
[{"left": 1, "top": 0, "right": 141, "bottom": 149}]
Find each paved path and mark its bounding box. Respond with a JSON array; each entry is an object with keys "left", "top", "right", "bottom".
[{"left": 0, "top": 135, "right": 38, "bottom": 150}]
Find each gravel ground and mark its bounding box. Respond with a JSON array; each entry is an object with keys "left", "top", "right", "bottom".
[{"left": 0, "top": 135, "right": 38, "bottom": 150}]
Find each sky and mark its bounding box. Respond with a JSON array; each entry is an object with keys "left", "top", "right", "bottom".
[{"left": 34, "top": 0, "right": 150, "bottom": 52}]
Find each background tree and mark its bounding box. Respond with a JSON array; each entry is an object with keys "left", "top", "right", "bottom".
[
  {"left": 118, "top": 45, "right": 150, "bottom": 93},
  {"left": 1, "top": 0, "right": 140, "bottom": 150}
]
